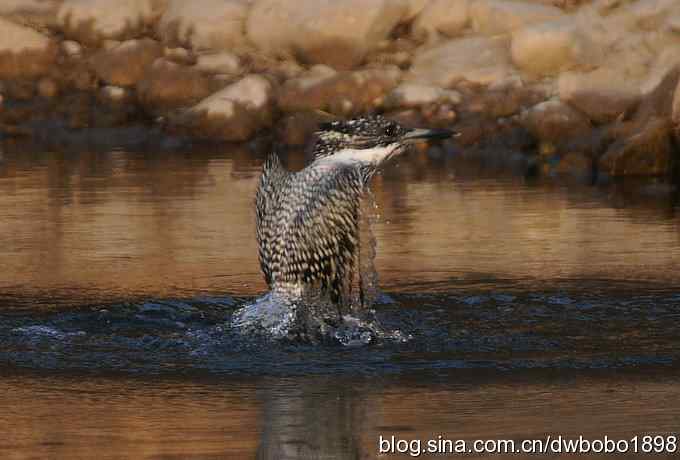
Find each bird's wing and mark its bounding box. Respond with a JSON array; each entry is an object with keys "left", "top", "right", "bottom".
[
  {"left": 277, "top": 164, "right": 367, "bottom": 303},
  {"left": 255, "top": 153, "right": 290, "bottom": 285}
]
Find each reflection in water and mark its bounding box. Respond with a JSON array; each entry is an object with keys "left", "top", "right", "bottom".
[
  {"left": 257, "top": 377, "right": 368, "bottom": 459},
  {"left": 2, "top": 143, "right": 680, "bottom": 459},
  {"left": 3, "top": 371, "right": 680, "bottom": 459},
  {"left": 0, "top": 143, "right": 679, "bottom": 306}
]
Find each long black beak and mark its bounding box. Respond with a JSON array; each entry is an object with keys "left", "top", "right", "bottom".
[{"left": 402, "top": 127, "right": 457, "bottom": 142}]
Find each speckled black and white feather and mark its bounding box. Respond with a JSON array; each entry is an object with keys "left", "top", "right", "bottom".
[{"left": 255, "top": 115, "right": 451, "bottom": 314}]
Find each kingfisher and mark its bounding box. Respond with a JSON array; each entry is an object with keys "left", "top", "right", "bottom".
[{"left": 255, "top": 115, "right": 453, "bottom": 320}]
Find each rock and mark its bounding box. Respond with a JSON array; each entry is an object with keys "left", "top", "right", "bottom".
[
  {"left": 57, "top": 0, "right": 155, "bottom": 45},
  {"left": 164, "top": 47, "right": 194, "bottom": 65},
  {"left": 246, "top": 0, "right": 409, "bottom": 69},
  {"left": 627, "top": 0, "right": 679, "bottom": 31},
  {"left": 37, "top": 77, "right": 58, "bottom": 98},
  {"left": 511, "top": 19, "right": 597, "bottom": 76},
  {"left": 274, "top": 60, "right": 305, "bottom": 80},
  {"left": 635, "top": 66, "right": 680, "bottom": 121},
  {"left": 180, "top": 74, "right": 274, "bottom": 141},
  {"left": 470, "top": 0, "right": 563, "bottom": 35},
  {"left": 673, "top": 76, "right": 680, "bottom": 127},
  {"left": 136, "top": 59, "right": 214, "bottom": 112},
  {"left": 90, "top": 39, "right": 163, "bottom": 87},
  {"left": 640, "top": 47, "right": 680, "bottom": 95},
  {"left": 0, "top": 0, "right": 61, "bottom": 29},
  {"left": 61, "top": 40, "right": 82, "bottom": 58},
  {"left": 99, "top": 85, "right": 132, "bottom": 105},
  {"left": 404, "top": 0, "right": 429, "bottom": 20},
  {"left": 194, "top": 52, "right": 241, "bottom": 75},
  {"left": 0, "top": 18, "right": 56, "bottom": 79},
  {"left": 520, "top": 99, "right": 591, "bottom": 143},
  {"left": 278, "top": 67, "right": 400, "bottom": 115},
  {"left": 558, "top": 68, "right": 641, "bottom": 123},
  {"left": 669, "top": 10, "right": 680, "bottom": 33},
  {"left": 552, "top": 151, "right": 593, "bottom": 176},
  {"left": 384, "top": 83, "right": 462, "bottom": 109},
  {"left": 412, "top": 0, "right": 471, "bottom": 40},
  {"left": 599, "top": 117, "right": 674, "bottom": 176},
  {"left": 408, "top": 36, "right": 515, "bottom": 87},
  {"left": 158, "top": 0, "right": 249, "bottom": 51}
]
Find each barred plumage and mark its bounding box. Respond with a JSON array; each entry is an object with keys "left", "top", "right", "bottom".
[{"left": 255, "top": 115, "right": 453, "bottom": 313}]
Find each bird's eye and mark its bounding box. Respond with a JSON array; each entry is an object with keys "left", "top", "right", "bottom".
[{"left": 384, "top": 125, "right": 397, "bottom": 137}]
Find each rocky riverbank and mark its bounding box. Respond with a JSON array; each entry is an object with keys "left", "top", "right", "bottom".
[{"left": 1, "top": 0, "right": 680, "bottom": 178}]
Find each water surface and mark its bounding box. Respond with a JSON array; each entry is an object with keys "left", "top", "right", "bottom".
[{"left": 1, "top": 141, "right": 679, "bottom": 458}]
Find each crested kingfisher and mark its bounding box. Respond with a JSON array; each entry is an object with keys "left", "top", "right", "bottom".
[{"left": 255, "top": 115, "right": 453, "bottom": 318}]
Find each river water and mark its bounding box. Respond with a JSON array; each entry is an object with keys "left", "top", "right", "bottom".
[{"left": 1, "top": 141, "right": 679, "bottom": 459}]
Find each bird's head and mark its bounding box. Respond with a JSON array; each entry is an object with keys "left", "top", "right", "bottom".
[{"left": 313, "top": 115, "right": 454, "bottom": 166}]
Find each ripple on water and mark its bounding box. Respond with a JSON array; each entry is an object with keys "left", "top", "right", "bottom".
[{"left": 1, "top": 288, "right": 679, "bottom": 376}]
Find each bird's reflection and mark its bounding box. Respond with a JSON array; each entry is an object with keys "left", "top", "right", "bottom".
[{"left": 256, "top": 376, "right": 370, "bottom": 459}]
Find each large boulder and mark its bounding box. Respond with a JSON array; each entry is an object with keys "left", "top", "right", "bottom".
[
  {"left": 246, "top": 0, "right": 409, "bottom": 69},
  {"left": 90, "top": 38, "right": 163, "bottom": 87},
  {"left": 558, "top": 68, "right": 641, "bottom": 123},
  {"left": 179, "top": 74, "right": 274, "bottom": 141},
  {"left": 384, "top": 83, "right": 462, "bottom": 109},
  {"left": 194, "top": 52, "right": 242, "bottom": 75},
  {"left": 404, "top": 0, "right": 429, "bottom": 20},
  {"left": 277, "top": 67, "right": 401, "bottom": 115},
  {"left": 136, "top": 59, "right": 215, "bottom": 113},
  {"left": 412, "top": 0, "right": 471, "bottom": 40},
  {"left": 157, "top": 0, "right": 250, "bottom": 51},
  {"left": 520, "top": 99, "right": 591, "bottom": 143},
  {"left": 511, "top": 19, "right": 598, "bottom": 76},
  {"left": 673, "top": 76, "right": 680, "bottom": 127},
  {"left": 56, "top": 0, "right": 156, "bottom": 45},
  {"left": 0, "top": 18, "right": 56, "bottom": 79},
  {"left": 0, "top": 0, "right": 61, "bottom": 29},
  {"left": 408, "top": 37, "right": 514, "bottom": 87},
  {"left": 599, "top": 117, "right": 674, "bottom": 176},
  {"left": 470, "top": 0, "right": 563, "bottom": 35}
]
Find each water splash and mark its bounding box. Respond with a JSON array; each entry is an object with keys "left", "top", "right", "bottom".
[{"left": 232, "top": 189, "right": 398, "bottom": 344}]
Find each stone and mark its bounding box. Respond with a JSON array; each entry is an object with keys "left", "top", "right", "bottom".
[
  {"left": 194, "top": 52, "right": 241, "bottom": 75},
  {"left": 278, "top": 67, "right": 400, "bottom": 115},
  {"left": 599, "top": 117, "right": 673, "bottom": 176},
  {"left": 470, "top": 0, "right": 564, "bottom": 35},
  {"left": 90, "top": 38, "right": 163, "bottom": 87},
  {"left": 640, "top": 47, "right": 680, "bottom": 95},
  {"left": 246, "top": 0, "right": 409, "bottom": 69},
  {"left": 57, "top": 0, "right": 155, "bottom": 45},
  {"left": 412, "top": 0, "right": 471, "bottom": 40},
  {"left": 408, "top": 36, "right": 514, "bottom": 87},
  {"left": 669, "top": 10, "right": 680, "bottom": 33},
  {"left": 558, "top": 68, "right": 641, "bottom": 123},
  {"left": 37, "top": 77, "right": 58, "bottom": 98},
  {"left": 180, "top": 74, "right": 274, "bottom": 141},
  {"left": 520, "top": 99, "right": 591, "bottom": 143},
  {"left": 384, "top": 83, "right": 462, "bottom": 109},
  {"left": 635, "top": 66, "right": 680, "bottom": 121},
  {"left": 627, "top": 0, "right": 679, "bottom": 31},
  {"left": 673, "top": 77, "right": 680, "bottom": 127},
  {"left": 99, "top": 85, "right": 131, "bottom": 105},
  {"left": 158, "top": 0, "right": 249, "bottom": 51},
  {"left": 136, "top": 58, "right": 214, "bottom": 112},
  {"left": 404, "top": 0, "right": 430, "bottom": 20},
  {"left": 511, "top": 19, "right": 597, "bottom": 76},
  {"left": 0, "top": 0, "right": 61, "bottom": 29},
  {"left": 61, "top": 40, "right": 82, "bottom": 58},
  {"left": 552, "top": 152, "right": 593, "bottom": 176},
  {"left": 0, "top": 18, "right": 56, "bottom": 79},
  {"left": 164, "top": 47, "right": 194, "bottom": 65}
]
